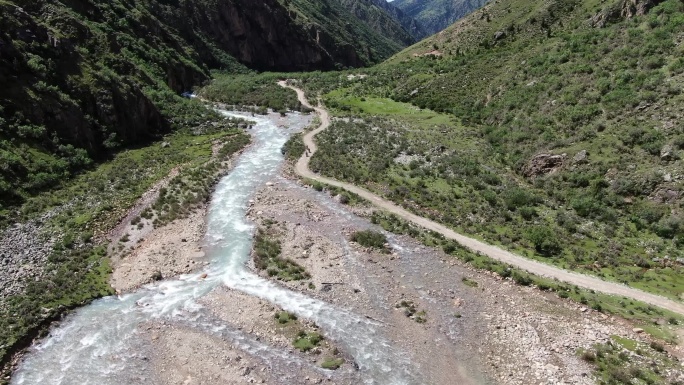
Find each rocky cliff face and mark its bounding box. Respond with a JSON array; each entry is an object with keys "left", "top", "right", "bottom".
[
  {"left": 150, "top": 0, "right": 350, "bottom": 71},
  {"left": 365, "top": 0, "right": 428, "bottom": 40},
  {"left": 336, "top": 0, "right": 421, "bottom": 45},
  {"left": 590, "top": 0, "right": 666, "bottom": 27}
]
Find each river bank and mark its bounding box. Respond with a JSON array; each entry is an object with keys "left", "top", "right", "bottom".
[
  {"left": 113, "top": 111, "right": 680, "bottom": 385},
  {"left": 115, "top": 158, "right": 668, "bottom": 384},
  {"left": 239, "top": 175, "right": 665, "bottom": 385},
  {"left": 11, "top": 110, "right": 682, "bottom": 385}
]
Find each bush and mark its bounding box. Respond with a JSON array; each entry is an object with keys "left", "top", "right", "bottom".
[
  {"left": 512, "top": 271, "right": 533, "bottom": 286},
  {"left": 526, "top": 226, "right": 562, "bottom": 256},
  {"left": 282, "top": 133, "right": 306, "bottom": 161},
  {"left": 581, "top": 350, "right": 596, "bottom": 362},
  {"left": 649, "top": 341, "right": 665, "bottom": 352},
  {"left": 504, "top": 188, "right": 539, "bottom": 211},
  {"left": 350, "top": 230, "right": 387, "bottom": 249},
  {"left": 321, "top": 357, "right": 344, "bottom": 370},
  {"left": 275, "top": 311, "right": 297, "bottom": 324}
]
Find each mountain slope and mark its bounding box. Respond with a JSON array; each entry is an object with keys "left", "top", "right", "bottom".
[
  {"left": 0, "top": 0, "right": 410, "bottom": 216},
  {"left": 337, "top": 0, "right": 426, "bottom": 43},
  {"left": 281, "top": 0, "right": 409, "bottom": 65},
  {"left": 393, "top": 0, "right": 491, "bottom": 37},
  {"left": 298, "top": 0, "right": 684, "bottom": 301}
]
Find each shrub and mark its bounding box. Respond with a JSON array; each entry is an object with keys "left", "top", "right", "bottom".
[
  {"left": 321, "top": 357, "right": 344, "bottom": 370},
  {"left": 581, "top": 350, "right": 596, "bottom": 362},
  {"left": 504, "top": 188, "right": 539, "bottom": 211},
  {"left": 519, "top": 206, "right": 538, "bottom": 220},
  {"left": 649, "top": 341, "right": 665, "bottom": 352},
  {"left": 275, "top": 311, "right": 297, "bottom": 324},
  {"left": 512, "top": 271, "right": 533, "bottom": 286},
  {"left": 526, "top": 226, "right": 562, "bottom": 256},
  {"left": 350, "top": 230, "right": 387, "bottom": 249}
]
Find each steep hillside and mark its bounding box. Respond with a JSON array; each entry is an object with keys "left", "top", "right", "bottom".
[
  {"left": 280, "top": 0, "right": 409, "bottom": 64},
  {"left": 338, "top": 0, "right": 426, "bottom": 42},
  {"left": 393, "top": 0, "right": 491, "bottom": 37},
  {"left": 0, "top": 0, "right": 408, "bottom": 218},
  {"left": 294, "top": 0, "right": 684, "bottom": 301}
]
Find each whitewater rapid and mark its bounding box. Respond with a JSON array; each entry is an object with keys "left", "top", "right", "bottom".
[{"left": 11, "top": 111, "right": 419, "bottom": 385}]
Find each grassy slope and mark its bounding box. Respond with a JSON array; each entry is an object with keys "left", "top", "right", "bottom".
[{"left": 294, "top": 0, "right": 684, "bottom": 300}]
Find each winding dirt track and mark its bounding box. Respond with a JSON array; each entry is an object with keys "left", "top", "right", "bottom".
[{"left": 278, "top": 81, "right": 684, "bottom": 316}]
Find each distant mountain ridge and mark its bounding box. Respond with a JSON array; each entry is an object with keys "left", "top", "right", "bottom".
[
  {"left": 339, "top": 0, "right": 428, "bottom": 41},
  {"left": 393, "top": 0, "right": 491, "bottom": 37}
]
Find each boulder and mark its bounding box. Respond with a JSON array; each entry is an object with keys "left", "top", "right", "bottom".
[
  {"left": 522, "top": 153, "right": 566, "bottom": 178},
  {"left": 660, "top": 143, "right": 674, "bottom": 160},
  {"left": 573, "top": 150, "right": 588, "bottom": 164}
]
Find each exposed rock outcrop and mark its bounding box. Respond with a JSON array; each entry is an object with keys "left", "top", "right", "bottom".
[
  {"left": 590, "top": 0, "right": 665, "bottom": 28},
  {"left": 522, "top": 153, "right": 566, "bottom": 178}
]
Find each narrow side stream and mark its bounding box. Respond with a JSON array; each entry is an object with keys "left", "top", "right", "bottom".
[{"left": 12, "top": 112, "right": 420, "bottom": 385}]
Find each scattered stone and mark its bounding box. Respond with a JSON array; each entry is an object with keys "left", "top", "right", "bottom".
[
  {"left": 573, "top": 150, "right": 588, "bottom": 164},
  {"left": 661, "top": 144, "right": 675, "bottom": 160}
]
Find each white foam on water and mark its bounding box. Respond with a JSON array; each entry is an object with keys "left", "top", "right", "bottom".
[{"left": 11, "top": 111, "right": 420, "bottom": 385}]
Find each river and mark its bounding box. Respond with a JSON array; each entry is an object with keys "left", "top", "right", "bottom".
[{"left": 11, "top": 111, "right": 419, "bottom": 385}]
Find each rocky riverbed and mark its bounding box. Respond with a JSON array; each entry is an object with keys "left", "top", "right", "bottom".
[
  {"left": 240, "top": 177, "right": 650, "bottom": 385},
  {"left": 13, "top": 111, "right": 679, "bottom": 385},
  {"left": 115, "top": 169, "right": 664, "bottom": 385}
]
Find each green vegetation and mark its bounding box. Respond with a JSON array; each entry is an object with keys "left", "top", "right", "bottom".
[
  {"left": 395, "top": 300, "right": 428, "bottom": 323},
  {"left": 279, "top": 0, "right": 684, "bottom": 301},
  {"left": 393, "top": 0, "right": 490, "bottom": 37},
  {"left": 0, "top": 119, "right": 250, "bottom": 368},
  {"left": 272, "top": 311, "right": 344, "bottom": 368},
  {"left": 337, "top": 0, "right": 417, "bottom": 45},
  {"left": 200, "top": 73, "right": 306, "bottom": 114},
  {"left": 282, "top": 133, "right": 307, "bottom": 161},
  {"left": 275, "top": 311, "right": 298, "bottom": 324},
  {"left": 581, "top": 338, "right": 682, "bottom": 385},
  {"left": 293, "top": 330, "right": 324, "bottom": 352},
  {"left": 150, "top": 133, "right": 250, "bottom": 227},
  {"left": 321, "top": 357, "right": 345, "bottom": 370},
  {"left": 0, "top": 0, "right": 410, "bottom": 221},
  {"left": 253, "top": 228, "right": 311, "bottom": 281},
  {"left": 277, "top": 0, "right": 408, "bottom": 66},
  {"left": 350, "top": 229, "right": 389, "bottom": 250},
  {"left": 0, "top": 0, "right": 254, "bottom": 220},
  {"left": 300, "top": 179, "right": 364, "bottom": 206}
]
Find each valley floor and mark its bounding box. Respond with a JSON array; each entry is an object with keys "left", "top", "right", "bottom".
[{"left": 107, "top": 115, "right": 677, "bottom": 384}]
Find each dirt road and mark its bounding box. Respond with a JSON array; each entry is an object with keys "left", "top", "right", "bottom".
[{"left": 278, "top": 81, "right": 684, "bottom": 316}]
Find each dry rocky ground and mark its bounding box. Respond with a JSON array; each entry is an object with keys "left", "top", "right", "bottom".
[
  {"left": 242, "top": 178, "right": 652, "bottom": 385},
  {"left": 118, "top": 173, "right": 674, "bottom": 384}
]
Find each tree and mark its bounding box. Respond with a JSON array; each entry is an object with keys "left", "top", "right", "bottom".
[{"left": 526, "top": 226, "right": 562, "bottom": 256}]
